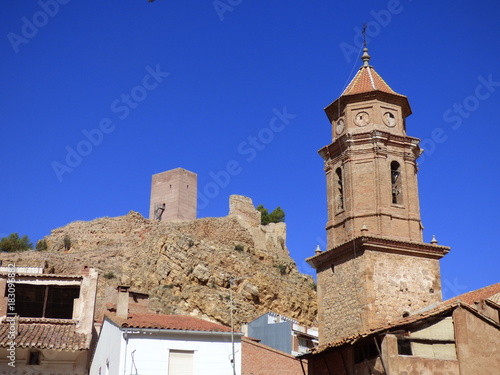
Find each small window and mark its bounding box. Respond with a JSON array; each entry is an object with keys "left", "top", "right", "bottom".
[
  {"left": 169, "top": 350, "right": 194, "bottom": 375},
  {"left": 28, "top": 350, "right": 41, "bottom": 365},
  {"left": 391, "top": 161, "right": 402, "bottom": 205},
  {"left": 397, "top": 338, "right": 413, "bottom": 355},
  {"left": 335, "top": 167, "right": 344, "bottom": 210}
]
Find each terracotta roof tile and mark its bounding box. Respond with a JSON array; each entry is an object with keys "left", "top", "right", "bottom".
[
  {"left": 446, "top": 282, "right": 500, "bottom": 305},
  {"left": 342, "top": 65, "right": 403, "bottom": 97},
  {"left": 304, "top": 283, "right": 500, "bottom": 357},
  {"left": 0, "top": 320, "right": 89, "bottom": 351},
  {"left": 108, "top": 313, "right": 233, "bottom": 333},
  {"left": 488, "top": 293, "right": 500, "bottom": 305}
]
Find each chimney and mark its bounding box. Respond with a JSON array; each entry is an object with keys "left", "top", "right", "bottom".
[
  {"left": 14, "top": 315, "right": 19, "bottom": 336},
  {"left": 81, "top": 265, "right": 90, "bottom": 276},
  {"left": 116, "top": 286, "right": 130, "bottom": 319}
]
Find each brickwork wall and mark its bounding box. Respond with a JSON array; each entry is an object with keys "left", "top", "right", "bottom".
[
  {"left": 149, "top": 168, "right": 197, "bottom": 221},
  {"left": 324, "top": 130, "right": 423, "bottom": 249},
  {"left": 242, "top": 338, "right": 307, "bottom": 375}
]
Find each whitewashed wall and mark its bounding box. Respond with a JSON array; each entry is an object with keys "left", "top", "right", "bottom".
[
  {"left": 89, "top": 320, "right": 124, "bottom": 375},
  {"left": 125, "top": 331, "right": 241, "bottom": 375},
  {"left": 90, "top": 320, "right": 242, "bottom": 375}
]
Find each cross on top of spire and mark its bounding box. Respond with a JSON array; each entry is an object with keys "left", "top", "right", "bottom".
[
  {"left": 362, "top": 23, "right": 367, "bottom": 48},
  {"left": 361, "top": 23, "right": 371, "bottom": 66}
]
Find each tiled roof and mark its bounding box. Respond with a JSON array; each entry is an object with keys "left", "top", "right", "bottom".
[
  {"left": 446, "top": 282, "right": 500, "bottom": 305},
  {"left": 0, "top": 320, "right": 89, "bottom": 351},
  {"left": 489, "top": 293, "right": 500, "bottom": 305},
  {"left": 305, "top": 301, "right": 461, "bottom": 357},
  {"left": 342, "top": 65, "right": 403, "bottom": 97},
  {"left": 304, "top": 283, "right": 500, "bottom": 357},
  {"left": 107, "top": 313, "right": 233, "bottom": 333}
]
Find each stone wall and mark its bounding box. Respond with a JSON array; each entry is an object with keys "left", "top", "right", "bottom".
[
  {"left": 367, "top": 251, "right": 442, "bottom": 326},
  {"left": 229, "top": 195, "right": 261, "bottom": 227},
  {"left": 149, "top": 168, "right": 197, "bottom": 221},
  {"left": 316, "top": 250, "right": 366, "bottom": 343},
  {"left": 316, "top": 245, "right": 443, "bottom": 344}
]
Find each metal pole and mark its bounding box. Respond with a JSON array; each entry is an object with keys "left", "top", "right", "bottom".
[
  {"left": 229, "top": 275, "right": 253, "bottom": 375},
  {"left": 230, "top": 280, "right": 236, "bottom": 375}
]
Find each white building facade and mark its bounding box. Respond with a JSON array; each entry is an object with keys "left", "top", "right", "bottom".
[{"left": 90, "top": 314, "right": 242, "bottom": 375}]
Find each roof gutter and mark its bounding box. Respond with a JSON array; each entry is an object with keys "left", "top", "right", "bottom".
[{"left": 122, "top": 327, "right": 243, "bottom": 338}]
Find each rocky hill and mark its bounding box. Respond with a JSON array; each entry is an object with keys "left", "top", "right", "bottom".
[{"left": 3, "top": 195, "right": 317, "bottom": 328}]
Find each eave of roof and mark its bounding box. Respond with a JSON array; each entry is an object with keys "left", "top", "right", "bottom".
[
  {"left": 307, "top": 235, "right": 450, "bottom": 269},
  {"left": 301, "top": 288, "right": 500, "bottom": 359},
  {"left": 446, "top": 282, "right": 500, "bottom": 305},
  {"left": 0, "top": 320, "right": 89, "bottom": 351},
  {"left": 106, "top": 313, "right": 234, "bottom": 333},
  {"left": 0, "top": 272, "right": 84, "bottom": 279}
]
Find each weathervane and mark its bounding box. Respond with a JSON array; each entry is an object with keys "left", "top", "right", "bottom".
[
  {"left": 361, "top": 22, "right": 371, "bottom": 66},
  {"left": 362, "top": 22, "right": 368, "bottom": 48}
]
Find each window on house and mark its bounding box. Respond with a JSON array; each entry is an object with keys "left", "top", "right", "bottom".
[
  {"left": 397, "top": 338, "right": 413, "bottom": 355},
  {"left": 298, "top": 337, "right": 311, "bottom": 352},
  {"left": 391, "top": 161, "right": 402, "bottom": 204},
  {"left": 168, "top": 350, "right": 194, "bottom": 375},
  {"left": 28, "top": 350, "right": 41, "bottom": 365},
  {"left": 11, "top": 284, "right": 80, "bottom": 319},
  {"left": 335, "top": 167, "right": 344, "bottom": 210}
]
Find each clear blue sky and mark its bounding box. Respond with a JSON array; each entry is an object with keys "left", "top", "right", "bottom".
[{"left": 1, "top": 1, "right": 499, "bottom": 299}]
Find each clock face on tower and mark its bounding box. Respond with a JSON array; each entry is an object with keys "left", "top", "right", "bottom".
[
  {"left": 354, "top": 111, "right": 370, "bottom": 127},
  {"left": 336, "top": 118, "right": 345, "bottom": 135},
  {"left": 383, "top": 111, "right": 397, "bottom": 127}
]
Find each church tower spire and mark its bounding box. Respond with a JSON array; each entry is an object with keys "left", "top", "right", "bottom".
[
  {"left": 308, "top": 49, "right": 450, "bottom": 344},
  {"left": 320, "top": 48, "right": 418, "bottom": 248}
]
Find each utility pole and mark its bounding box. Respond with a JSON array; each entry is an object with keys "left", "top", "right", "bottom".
[{"left": 229, "top": 275, "right": 253, "bottom": 375}]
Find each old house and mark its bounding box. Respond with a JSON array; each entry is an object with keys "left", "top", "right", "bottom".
[
  {"left": 301, "top": 47, "right": 500, "bottom": 374},
  {"left": 90, "top": 286, "right": 243, "bottom": 375},
  {"left": 0, "top": 266, "right": 98, "bottom": 374},
  {"left": 302, "top": 285, "right": 500, "bottom": 374}
]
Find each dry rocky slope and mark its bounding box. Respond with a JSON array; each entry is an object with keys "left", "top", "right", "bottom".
[{"left": 5, "top": 195, "right": 317, "bottom": 328}]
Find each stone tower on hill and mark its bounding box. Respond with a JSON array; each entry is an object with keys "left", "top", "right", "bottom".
[
  {"left": 149, "top": 168, "right": 197, "bottom": 221},
  {"left": 307, "top": 48, "right": 450, "bottom": 344}
]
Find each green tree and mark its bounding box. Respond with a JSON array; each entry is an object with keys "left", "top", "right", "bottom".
[
  {"left": 256, "top": 205, "right": 285, "bottom": 225},
  {"left": 36, "top": 239, "right": 48, "bottom": 251},
  {"left": 63, "top": 234, "right": 71, "bottom": 251},
  {"left": 0, "top": 233, "right": 33, "bottom": 253},
  {"left": 269, "top": 206, "right": 285, "bottom": 223}
]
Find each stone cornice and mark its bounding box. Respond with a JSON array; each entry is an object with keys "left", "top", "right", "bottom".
[
  {"left": 306, "top": 235, "right": 450, "bottom": 269},
  {"left": 319, "top": 130, "right": 421, "bottom": 163},
  {"left": 324, "top": 91, "right": 412, "bottom": 122}
]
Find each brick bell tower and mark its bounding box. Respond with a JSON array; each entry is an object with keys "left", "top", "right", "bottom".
[{"left": 307, "top": 48, "right": 450, "bottom": 344}]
